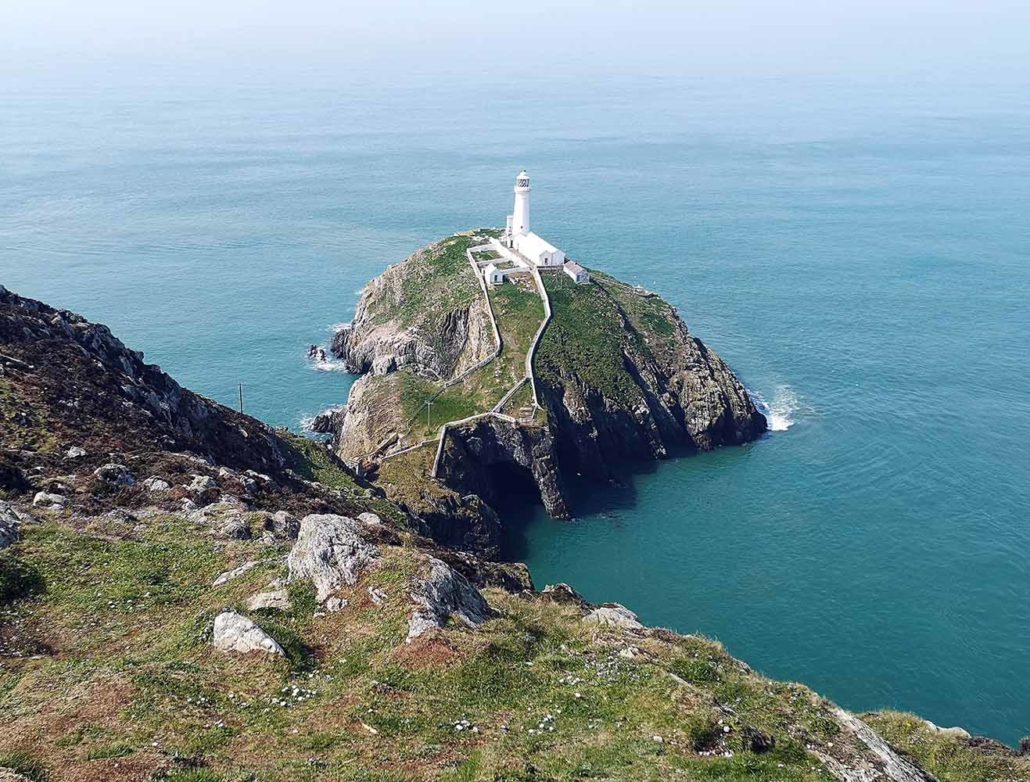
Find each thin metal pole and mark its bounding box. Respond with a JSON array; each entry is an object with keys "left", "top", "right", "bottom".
[{"left": 238, "top": 383, "right": 244, "bottom": 414}]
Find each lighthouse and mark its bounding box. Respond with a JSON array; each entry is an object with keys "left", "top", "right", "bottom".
[
  {"left": 512, "top": 170, "right": 531, "bottom": 236},
  {"left": 501, "top": 168, "right": 567, "bottom": 268}
]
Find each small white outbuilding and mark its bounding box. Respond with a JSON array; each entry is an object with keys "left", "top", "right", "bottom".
[
  {"left": 563, "top": 261, "right": 590, "bottom": 284},
  {"left": 483, "top": 263, "right": 506, "bottom": 286}
]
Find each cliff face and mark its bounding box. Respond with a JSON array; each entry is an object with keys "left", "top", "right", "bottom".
[
  {"left": 331, "top": 238, "right": 496, "bottom": 381},
  {"left": 0, "top": 285, "right": 291, "bottom": 491},
  {"left": 326, "top": 237, "right": 766, "bottom": 557},
  {"left": 534, "top": 270, "right": 766, "bottom": 484}
]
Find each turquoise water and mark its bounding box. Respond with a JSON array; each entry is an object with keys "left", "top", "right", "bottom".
[{"left": 2, "top": 77, "right": 1028, "bottom": 743}]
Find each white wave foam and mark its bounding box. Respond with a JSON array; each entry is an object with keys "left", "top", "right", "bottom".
[
  {"left": 310, "top": 357, "right": 349, "bottom": 373},
  {"left": 754, "top": 385, "right": 799, "bottom": 432}
]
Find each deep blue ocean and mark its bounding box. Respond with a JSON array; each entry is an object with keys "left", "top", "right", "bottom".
[{"left": 2, "top": 76, "right": 1028, "bottom": 743}]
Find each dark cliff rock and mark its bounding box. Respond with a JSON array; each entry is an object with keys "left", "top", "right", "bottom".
[
  {"left": 0, "top": 285, "right": 288, "bottom": 476},
  {"left": 535, "top": 271, "right": 767, "bottom": 484},
  {"left": 435, "top": 415, "right": 570, "bottom": 520}
]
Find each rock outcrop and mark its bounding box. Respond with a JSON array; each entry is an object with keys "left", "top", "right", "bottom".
[
  {"left": 0, "top": 286, "right": 292, "bottom": 479},
  {"left": 406, "top": 557, "right": 494, "bottom": 642},
  {"left": 323, "top": 235, "right": 766, "bottom": 556},
  {"left": 212, "top": 611, "right": 285, "bottom": 656},
  {"left": 331, "top": 238, "right": 496, "bottom": 381},
  {"left": 287, "top": 514, "right": 379, "bottom": 602}
]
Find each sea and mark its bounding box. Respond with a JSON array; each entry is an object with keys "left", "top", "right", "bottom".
[{"left": 2, "top": 75, "right": 1028, "bottom": 744}]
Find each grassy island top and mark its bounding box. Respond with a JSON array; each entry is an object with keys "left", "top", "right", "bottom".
[{"left": 350, "top": 231, "right": 692, "bottom": 464}]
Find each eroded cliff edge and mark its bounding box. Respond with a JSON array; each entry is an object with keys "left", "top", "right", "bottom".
[{"left": 321, "top": 232, "right": 766, "bottom": 557}]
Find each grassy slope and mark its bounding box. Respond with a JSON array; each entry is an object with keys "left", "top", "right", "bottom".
[
  {"left": 0, "top": 516, "right": 840, "bottom": 782},
  {"left": 6, "top": 513, "right": 1023, "bottom": 781},
  {"left": 393, "top": 264, "right": 544, "bottom": 444},
  {"left": 535, "top": 271, "right": 647, "bottom": 404}
]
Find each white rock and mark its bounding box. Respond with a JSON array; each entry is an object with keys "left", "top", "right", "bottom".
[
  {"left": 247, "top": 589, "right": 292, "bottom": 612},
  {"left": 32, "top": 491, "right": 68, "bottom": 510},
  {"left": 287, "top": 514, "right": 378, "bottom": 602},
  {"left": 406, "top": 557, "right": 493, "bottom": 643},
  {"left": 212, "top": 611, "right": 285, "bottom": 656},
  {"left": 213, "top": 560, "right": 258, "bottom": 587},
  {"left": 142, "top": 476, "right": 171, "bottom": 492},
  {"left": 583, "top": 604, "right": 644, "bottom": 631},
  {"left": 357, "top": 511, "right": 382, "bottom": 526},
  {"left": 65, "top": 446, "right": 87, "bottom": 459}
]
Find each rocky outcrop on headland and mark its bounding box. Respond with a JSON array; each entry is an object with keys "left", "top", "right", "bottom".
[
  {"left": 330, "top": 240, "right": 495, "bottom": 380},
  {"left": 323, "top": 236, "right": 766, "bottom": 556}
]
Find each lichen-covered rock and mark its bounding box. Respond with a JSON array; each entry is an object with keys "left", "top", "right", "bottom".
[
  {"left": 212, "top": 611, "right": 284, "bottom": 656},
  {"left": 541, "top": 583, "right": 589, "bottom": 607},
  {"left": 0, "top": 505, "right": 21, "bottom": 549},
  {"left": 265, "top": 510, "right": 299, "bottom": 540},
  {"left": 406, "top": 557, "right": 494, "bottom": 642},
  {"left": 212, "top": 560, "right": 258, "bottom": 587},
  {"left": 287, "top": 514, "right": 379, "bottom": 602},
  {"left": 189, "top": 502, "right": 251, "bottom": 540},
  {"left": 188, "top": 474, "right": 218, "bottom": 493},
  {"left": 32, "top": 491, "right": 67, "bottom": 510},
  {"left": 584, "top": 604, "right": 644, "bottom": 631},
  {"left": 142, "top": 476, "right": 171, "bottom": 492},
  {"left": 93, "top": 463, "right": 135, "bottom": 486}
]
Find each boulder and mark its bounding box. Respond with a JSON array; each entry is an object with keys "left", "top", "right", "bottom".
[
  {"left": 65, "top": 446, "right": 87, "bottom": 459},
  {"left": 93, "top": 463, "right": 135, "bottom": 486},
  {"left": 583, "top": 604, "right": 644, "bottom": 631},
  {"left": 212, "top": 611, "right": 285, "bottom": 656},
  {"left": 247, "top": 589, "right": 292, "bottom": 612},
  {"left": 32, "top": 491, "right": 68, "bottom": 510},
  {"left": 357, "top": 511, "right": 382, "bottom": 526},
  {"left": 142, "top": 476, "right": 171, "bottom": 492},
  {"left": 287, "top": 514, "right": 379, "bottom": 602},
  {"left": 406, "top": 557, "right": 494, "bottom": 642},
  {"left": 0, "top": 769, "right": 35, "bottom": 782},
  {"left": 188, "top": 502, "right": 251, "bottom": 540},
  {"left": 324, "top": 596, "right": 349, "bottom": 612},
  {"left": 0, "top": 509, "right": 20, "bottom": 549}
]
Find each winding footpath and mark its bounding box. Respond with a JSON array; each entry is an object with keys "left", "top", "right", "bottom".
[{"left": 378, "top": 243, "right": 550, "bottom": 471}]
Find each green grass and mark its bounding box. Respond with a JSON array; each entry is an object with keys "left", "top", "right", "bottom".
[
  {"left": 0, "top": 512, "right": 1024, "bottom": 781},
  {"left": 862, "top": 712, "right": 1030, "bottom": 782},
  {"left": 536, "top": 272, "right": 644, "bottom": 403}
]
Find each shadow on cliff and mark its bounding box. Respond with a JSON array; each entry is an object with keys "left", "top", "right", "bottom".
[{"left": 498, "top": 467, "right": 649, "bottom": 562}]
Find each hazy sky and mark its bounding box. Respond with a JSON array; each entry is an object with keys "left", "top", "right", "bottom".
[{"left": 2, "top": 0, "right": 1029, "bottom": 86}]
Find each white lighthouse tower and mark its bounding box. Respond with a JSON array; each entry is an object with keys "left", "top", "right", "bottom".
[
  {"left": 500, "top": 168, "right": 567, "bottom": 268},
  {"left": 511, "top": 170, "right": 531, "bottom": 236}
]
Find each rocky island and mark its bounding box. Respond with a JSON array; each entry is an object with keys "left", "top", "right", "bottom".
[
  {"left": 316, "top": 230, "right": 766, "bottom": 557},
  {"left": 2, "top": 283, "right": 1027, "bottom": 781}
]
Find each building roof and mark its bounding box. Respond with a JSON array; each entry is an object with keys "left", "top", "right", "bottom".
[
  {"left": 515, "top": 231, "right": 560, "bottom": 258},
  {"left": 564, "top": 261, "right": 587, "bottom": 275},
  {"left": 484, "top": 263, "right": 500, "bottom": 275}
]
